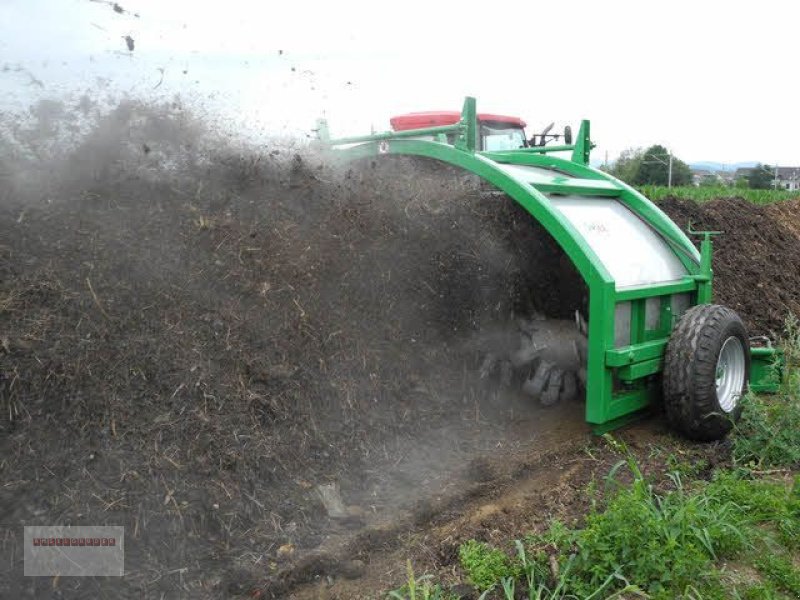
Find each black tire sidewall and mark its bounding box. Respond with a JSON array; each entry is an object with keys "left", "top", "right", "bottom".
[{"left": 664, "top": 304, "right": 750, "bottom": 441}]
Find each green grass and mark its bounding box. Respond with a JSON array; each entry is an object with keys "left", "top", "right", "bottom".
[
  {"left": 454, "top": 470, "right": 797, "bottom": 600},
  {"left": 638, "top": 185, "right": 800, "bottom": 204},
  {"left": 389, "top": 465, "right": 799, "bottom": 599},
  {"left": 531, "top": 467, "right": 798, "bottom": 599},
  {"left": 755, "top": 554, "right": 800, "bottom": 598},
  {"left": 389, "top": 458, "right": 800, "bottom": 600}
]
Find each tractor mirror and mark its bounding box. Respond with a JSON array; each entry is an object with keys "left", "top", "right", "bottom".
[{"left": 564, "top": 125, "right": 572, "bottom": 145}]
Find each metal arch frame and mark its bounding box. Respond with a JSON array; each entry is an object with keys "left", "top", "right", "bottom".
[{"left": 319, "top": 97, "right": 712, "bottom": 429}]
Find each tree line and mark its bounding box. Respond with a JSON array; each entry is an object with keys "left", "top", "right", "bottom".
[
  {"left": 604, "top": 145, "right": 693, "bottom": 187},
  {"left": 604, "top": 146, "right": 776, "bottom": 189}
]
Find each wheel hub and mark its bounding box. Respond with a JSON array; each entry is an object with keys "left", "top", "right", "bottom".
[{"left": 716, "top": 336, "right": 746, "bottom": 412}]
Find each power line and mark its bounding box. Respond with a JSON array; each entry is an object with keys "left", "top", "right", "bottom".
[{"left": 640, "top": 151, "right": 674, "bottom": 187}]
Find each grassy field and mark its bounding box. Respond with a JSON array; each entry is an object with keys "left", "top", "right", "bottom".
[
  {"left": 389, "top": 323, "right": 800, "bottom": 600},
  {"left": 639, "top": 185, "right": 800, "bottom": 204}
]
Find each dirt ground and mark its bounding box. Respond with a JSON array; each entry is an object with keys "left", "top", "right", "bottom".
[
  {"left": 2, "top": 101, "right": 800, "bottom": 599},
  {"left": 286, "top": 421, "right": 734, "bottom": 600}
]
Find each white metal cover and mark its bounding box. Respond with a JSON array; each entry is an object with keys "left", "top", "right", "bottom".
[{"left": 549, "top": 196, "right": 687, "bottom": 288}]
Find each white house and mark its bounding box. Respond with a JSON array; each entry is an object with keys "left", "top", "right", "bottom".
[{"left": 776, "top": 167, "right": 800, "bottom": 191}]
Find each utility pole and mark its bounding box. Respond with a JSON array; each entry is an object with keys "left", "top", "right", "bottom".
[
  {"left": 639, "top": 150, "right": 675, "bottom": 187},
  {"left": 774, "top": 164, "right": 779, "bottom": 190},
  {"left": 668, "top": 150, "right": 673, "bottom": 189}
]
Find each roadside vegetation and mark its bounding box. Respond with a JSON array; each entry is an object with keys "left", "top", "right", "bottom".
[
  {"left": 389, "top": 321, "right": 800, "bottom": 599},
  {"left": 603, "top": 146, "right": 799, "bottom": 205},
  {"left": 642, "top": 185, "right": 800, "bottom": 205}
]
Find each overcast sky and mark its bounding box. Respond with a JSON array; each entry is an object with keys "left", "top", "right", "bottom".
[{"left": 1, "top": 0, "right": 798, "bottom": 165}]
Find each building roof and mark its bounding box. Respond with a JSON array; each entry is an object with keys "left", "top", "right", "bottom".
[{"left": 776, "top": 167, "right": 800, "bottom": 180}]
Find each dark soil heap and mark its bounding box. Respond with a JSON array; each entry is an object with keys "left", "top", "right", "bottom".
[
  {"left": 0, "top": 101, "right": 584, "bottom": 598},
  {"left": 658, "top": 197, "right": 800, "bottom": 336}
]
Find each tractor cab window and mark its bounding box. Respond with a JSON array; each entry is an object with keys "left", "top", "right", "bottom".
[{"left": 480, "top": 122, "right": 526, "bottom": 151}]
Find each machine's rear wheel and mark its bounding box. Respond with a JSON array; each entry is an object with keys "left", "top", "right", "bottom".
[{"left": 663, "top": 304, "right": 750, "bottom": 441}]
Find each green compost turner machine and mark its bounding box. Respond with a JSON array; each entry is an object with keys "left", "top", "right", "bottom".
[{"left": 318, "top": 97, "right": 782, "bottom": 440}]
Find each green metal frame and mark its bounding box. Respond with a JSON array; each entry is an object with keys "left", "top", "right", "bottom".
[
  {"left": 318, "top": 97, "right": 774, "bottom": 430},
  {"left": 750, "top": 346, "right": 783, "bottom": 393}
]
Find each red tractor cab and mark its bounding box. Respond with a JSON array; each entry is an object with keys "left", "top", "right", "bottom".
[{"left": 389, "top": 112, "right": 572, "bottom": 151}]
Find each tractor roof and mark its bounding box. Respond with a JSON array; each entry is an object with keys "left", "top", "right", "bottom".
[{"left": 390, "top": 111, "right": 526, "bottom": 131}]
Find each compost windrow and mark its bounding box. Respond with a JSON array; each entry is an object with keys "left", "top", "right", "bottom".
[
  {"left": 658, "top": 196, "right": 800, "bottom": 336},
  {"left": 0, "top": 100, "right": 588, "bottom": 598}
]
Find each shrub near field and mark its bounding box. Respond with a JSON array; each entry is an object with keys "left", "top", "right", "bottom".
[{"left": 641, "top": 185, "right": 800, "bottom": 204}]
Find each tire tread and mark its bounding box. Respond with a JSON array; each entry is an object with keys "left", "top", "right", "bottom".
[{"left": 663, "top": 304, "right": 749, "bottom": 441}]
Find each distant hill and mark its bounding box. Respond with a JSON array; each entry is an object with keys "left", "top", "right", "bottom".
[
  {"left": 594, "top": 159, "right": 761, "bottom": 172},
  {"left": 689, "top": 161, "right": 758, "bottom": 172}
]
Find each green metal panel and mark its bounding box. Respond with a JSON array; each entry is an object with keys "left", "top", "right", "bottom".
[
  {"left": 659, "top": 295, "right": 674, "bottom": 333},
  {"left": 586, "top": 280, "right": 618, "bottom": 424},
  {"left": 606, "top": 385, "right": 652, "bottom": 421},
  {"left": 750, "top": 347, "right": 783, "bottom": 393},
  {"left": 456, "top": 96, "right": 477, "bottom": 151},
  {"left": 328, "top": 123, "right": 463, "bottom": 145},
  {"left": 696, "top": 233, "right": 716, "bottom": 304},
  {"left": 531, "top": 182, "right": 620, "bottom": 197},
  {"left": 481, "top": 152, "right": 607, "bottom": 180},
  {"left": 571, "top": 120, "right": 593, "bottom": 165},
  {"left": 630, "top": 299, "right": 646, "bottom": 345},
  {"left": 618, "top": 358, "right": 664, "bottom": 382},
  {"left": 615, "top": 279, "right": 697, "bottom": 301},
  {"left": 606, "top": 339, "right": 669, "bottom": 367}
]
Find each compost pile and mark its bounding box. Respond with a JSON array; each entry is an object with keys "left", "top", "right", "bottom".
[
  {"left": 658, "top": 197, "right": 800, "bottom": 336},
  {"left": 0, "top": 100, "right": 586, "bottom": 598}
]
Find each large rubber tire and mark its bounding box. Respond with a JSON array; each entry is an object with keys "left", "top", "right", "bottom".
[{"left": 663, "top": 304, "right": 750, "bottom": 441}]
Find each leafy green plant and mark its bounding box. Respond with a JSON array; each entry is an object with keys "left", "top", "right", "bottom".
[
  {"left": 532, "top": 451, "right": 767, "bottom": 598},
  {"left": 511, "top": 539, "right": 644, "bottom": 600},
  {"left": 387, "top": 561, "right": 455, "bottom": 600},
  {"left": 458, "top": 540, "right": 516, "bottom": 591},
  {"left": 390, "top": 469, "right": 799, "bottom": 600},
  {"left": 734, "top": 316, "right": 800, "bottom": 469}
]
